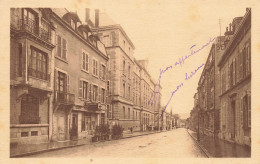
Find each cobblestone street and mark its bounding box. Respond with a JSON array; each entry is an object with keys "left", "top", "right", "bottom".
[{"left": 26, "top": 129, "right": 207, "bottom": 158}]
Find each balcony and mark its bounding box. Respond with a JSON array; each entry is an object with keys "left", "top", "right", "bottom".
[
  {"left": 28, "top": 68, "right": 50, "bottom": 81},
  {"left": 18, "top": 18, "right": 51, "bottom": 42},
  {"left": 54, "top": 91, "right": 75, "bottom": 105}
]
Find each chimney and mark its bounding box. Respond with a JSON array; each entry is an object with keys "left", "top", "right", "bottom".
[
  {"left": 95, "top": 9, "right": 99, "bottom": 27},
  {"left": 85, "top": 8, "right": 90, "bottom": 23}
]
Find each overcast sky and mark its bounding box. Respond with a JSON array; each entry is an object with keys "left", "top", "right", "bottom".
[{"left": 68, "top": 0, "right": 252, "bottom": 118}]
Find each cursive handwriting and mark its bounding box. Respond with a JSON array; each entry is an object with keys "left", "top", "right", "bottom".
[
  {"left": 148, "top": 37, "right": 215, "bottom": 107},
  {"left": 160, "top": 63, "right": 205, "bottom": 118}
]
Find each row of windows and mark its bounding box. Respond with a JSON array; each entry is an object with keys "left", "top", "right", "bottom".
[
  {"left": 221, "top": 94, "right": 251, "bottom": 130},
  {"left": 122, "top": 60, "right": 131, "bottom": 78},
  {"left": 55, "top": 35, "right": 107, "bottom": 80},
  {"left": 122, "top": 107, "right": 140, "bottom": 120},
  {"left": 79, "top": 79, "right": 106, "bottom": 103},
  {"left": 221, "top": 41, "right": 251, "bottom": 94}
]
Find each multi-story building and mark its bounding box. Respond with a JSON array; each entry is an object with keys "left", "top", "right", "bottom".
[
  {"left": 197, "top": 35, "right": 226, "bottom": 137},
  {"left": 51, "top": 8, "right": 109, "bottom": 141},
  {"left": 10, "top": 8, "right": 56, "bottom": 144},
  {"left": 218, "top": 8, "right": 251, "bottom": 146},
  {"left": 93, "top": 12, "right": 161, "bottom": 131}
]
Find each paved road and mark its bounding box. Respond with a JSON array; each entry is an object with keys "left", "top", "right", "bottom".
[{"left": 27, "top": 128, "right": 207, "bottom": 158}]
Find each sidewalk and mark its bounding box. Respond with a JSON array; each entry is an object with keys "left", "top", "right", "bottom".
[
  {"left": 187, "top": 129, "right": 251, "bottom": 157},
  {"left": 10, "top": 130, "right": 166, "bottom": 158}
]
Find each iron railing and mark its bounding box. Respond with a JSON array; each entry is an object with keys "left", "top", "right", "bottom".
[
  {"left": 54, "top": 90, "right": 75, "bottom": 105},
  {"left": 28, "top": 67, "right": 50, "bottom": 81},
  {"left": 18, "top": 18, "right": 51, "bottom": 42}
]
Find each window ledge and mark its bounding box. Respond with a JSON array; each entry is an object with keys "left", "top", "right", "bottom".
[
  {"left": 55, "top": 56, "right": 68, "bottom": 64},
  {"left": 10, "top": 124, "right": 49, "bottom": 128},
  {"left": 28, "top": 76, "right": 49, "bottom": 82},
  {"left": 81, "top": 69, "right": 89, "bottom": 74},
  {"left": 92, "top": 74, "right": 99, "bottom": 79}
]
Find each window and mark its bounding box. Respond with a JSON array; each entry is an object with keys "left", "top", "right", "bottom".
[
  {"left": 123, "top": 60, "right": 125, "bottom": 74},
  {"left": 123, "top": 83, "right": 125, "bottom": 97},
  {"left": 128, "top": 86, "right": 130, "bottom": 99},
  {"left": 93, "top": 59, "right": 98, "bottom": 76},
  {"left": 23, "top": 9, "right": 36, "bottom": 34},
  {"left": 128, "top": 65, "right": 131, "bottom": 78},
  {"left": 103, "top": 35, "right": 111, "bottom": 47},
  {"left": 82, "top": 52, "right": 89, "bottom": 72},
  {"left": 28, "top": 47, "right": 48, "bottom": 80},
  {"left": 17, "top": 44, "right": 22, "bottom": 76},
  {"left": 56, "top": 35, "right": 67, "bottom": 60},
  {"left": 85, "top": 114, "right": 92, "bottom": 130},
  {"left": 243, "top": 94, "right": 251, "bottom": 128},
  {"left": 133, "top": 111, "right": 134, "bottom": 120},
  {"left": 71, "top": 19, "right": 76, "bottom": 30},
  {"left": 245, "top": 42, "right": 251, "bottom": 77},
  {"left": 107, "top": 105, "right": 112, "bottom": 119},
  {"left": 101, "top": 113, "right": 105, "bottom": 125},
  {"left": 93, "top": 85, "right": 98, "bottom": 102},
  {"left": 57, "top": 35, "right": 62, "bottom": 57},
  {"left": 107, "top": 81, "right": 110, "bottom": 95},
  {"left": 83, "top": 31, "right": 88, "bottom": 40},
  {"left": 82, "top": 81, "right": 88, "bottom": 99},
  {"left": 101, "top": 88, "right": 105, "bottom": 103},
  {"left": 62, "top": 39, "right": 67, "bottom": 59},
  {"left": 20, "top": 94, "right": 39, "bottom": 124},
  {"left": 123, "top": 106, "right": 125, "bottom": 119},
  {"left": 31, "top": 131, "right": 38, "bottom": 136},
  {"left": 81, "top": 116, "right": 86, "bottom": 131},
  {"left": 101, "top": 64, "right": 106, "bottom": 80},
  {"left": 129, "top": 47, "right": 131, "bottom": 55},
  {"left": 123, "top": 40, "right": 125, "bottom": 49},
  {"left": 128, "top": 108, "right": 130, "bottom": 119}
]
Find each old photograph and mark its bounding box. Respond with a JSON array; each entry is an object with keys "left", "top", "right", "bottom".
[{"left": 1, "top": 0, "right": 260, "bottom": 163}]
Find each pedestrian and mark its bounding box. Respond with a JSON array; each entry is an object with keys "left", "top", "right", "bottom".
[{"left": 130, "top": 127, "right": 133, "bottom": 134}]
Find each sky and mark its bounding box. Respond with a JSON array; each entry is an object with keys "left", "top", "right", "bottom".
[{"left": 68, "top": 0, "right": 252, "bottom": 119}]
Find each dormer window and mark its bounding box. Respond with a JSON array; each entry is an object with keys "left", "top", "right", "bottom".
[
  {"left": 83, "top": 31, "right": 88, "bottom": 40},
  {"left": 71, "top": 19, "right": 76, "bottom": 30}
]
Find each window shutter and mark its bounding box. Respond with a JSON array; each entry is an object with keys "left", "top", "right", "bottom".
[
  {"left": 89, "top": 84, "right": 92, "bottom": 101},
  {"left": 55, "top": 34, "right": 57, "bottom": 56},
  {"left": 99, "top": 63, "right": 102, "bottom": 78},
  {"left": 86, "top": 54, "right": 89, "bottom": 72},
  {"left": 67, "top": 75, "right": 70, "bottom": 93},
  {"left": 93, "top": 59, "right": 95, "bottom": 75},
  {"left": 82, "top": 52, "right": 84, "bottom": 70},
  {"left": 54, "top": 69, "right": 58, "bottom": 101},
  {"left": 98, "top": 87, "right": 101, "bottom": 102},
  {"left": 65, "top": 39, "right": 67, "bottom": 60},
  {"left": 79, "top": 79, "right": 82, "bottom": 98}
]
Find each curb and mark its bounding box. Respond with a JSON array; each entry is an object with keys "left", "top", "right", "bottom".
[
  {"left": 186, "top": 129, "right": 212, "bottom": 158},
  {"left": 11, "top": 130, "right": 167, "bottom": 158}
]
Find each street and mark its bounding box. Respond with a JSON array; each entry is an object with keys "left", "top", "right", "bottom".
[{"left": 27, "top": 128, "right": 207, "bottom": 158}]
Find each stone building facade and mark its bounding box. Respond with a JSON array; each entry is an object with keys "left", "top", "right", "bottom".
[
  {"left": 10, "top": 8, "right": 56, "bottom": 144},
  {"left": 51, "top": 8, "right": 109, "bottom": 141},
  {"left": 218, "top": 9, "right": 251, "bottom": 146},
  {"left": 92, "top": 12, "right": 161, "bottom": 132},
  {"left": 197, "top": 35, "right": 226, "bottom": 137}
]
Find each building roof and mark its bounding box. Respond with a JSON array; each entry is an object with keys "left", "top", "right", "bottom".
[{"left": 218, "top": 8, "right": 251, "bottom": 67}]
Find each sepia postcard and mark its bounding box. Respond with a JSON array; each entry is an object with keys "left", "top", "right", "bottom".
[{"left": 0, "top": 0, "right": 260, "bottom": 164}]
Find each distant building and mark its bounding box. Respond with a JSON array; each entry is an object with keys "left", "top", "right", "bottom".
[
  {"left": 218, "top": 9, "right": 251, "bottom": 146},
  {"left": 197, "top": 35, "right": 225, "bottom": 137},
  {"left": 92, "top": 11, "right": 161, "bottom": 131}
]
